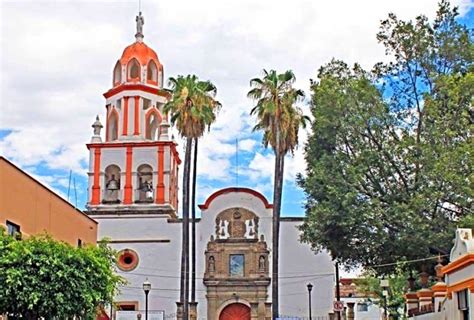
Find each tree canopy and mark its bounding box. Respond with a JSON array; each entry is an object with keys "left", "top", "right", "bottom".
[
  {"left": 298, "top": 1, "right": 473, "bottom": 274},
  {"left": 0, "top": 229, "right": 123, "bottom": 319}
]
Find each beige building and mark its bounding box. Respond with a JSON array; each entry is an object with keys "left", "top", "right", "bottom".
[{"left": 0, "top": 156, "right": 97, "bottom": 246}]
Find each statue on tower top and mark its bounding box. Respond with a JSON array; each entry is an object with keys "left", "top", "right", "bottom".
[{"left": 135, "top": 12, "right": 145, "bottom": 41}]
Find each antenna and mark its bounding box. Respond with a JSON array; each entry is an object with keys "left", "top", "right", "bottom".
[
  {"left": 67, "top": 170, "right": 72, "bottom": 201},
  {"left": 73, "top": 177, "right": 78, "bottom": 208},
  {"left": 235, "top": 137, "right": 239, "bottom": 187}
]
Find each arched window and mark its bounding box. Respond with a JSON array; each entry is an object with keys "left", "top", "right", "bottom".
[
  {"left": 108, "top": 110, "right": 119, "bottom": 141},
  {"left": 146, "top": 112, "right": 161, "bottom": 140},
  {"left": 128, "top": 58, "right": 140, "bottom": 80},
  {"left": 147, "top": 60, "right": 158, "bottom": 83},
  {"left": 136, "top": 164, "right": 154, "bottom": 203},
  {"left": 104, "top": 164, "right": 121, "bottom": 203},
  {"left": 113, "top": 61, "right": 121, "bottom": 85}
]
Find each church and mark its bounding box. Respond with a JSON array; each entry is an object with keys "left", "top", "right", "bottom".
[{"left": 86, "top": 13, "right": 335, "bottom": 320}]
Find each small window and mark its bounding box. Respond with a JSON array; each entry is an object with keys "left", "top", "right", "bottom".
[
  {"left": 458, "top": 289, "right": 470, "bottom": 320},
  {"left": 128, "top": 59, "right": 140, "bottom": 80},
  {"left": 113, "top": 61, "right": 121, "bottom": 84},
  {"left": 229, "top": 254, "right": 244, "bottom": 276},
  {"left": 117, "top": 303, "right": 138, "bottom": 311},
  {"left": 147, "top": 60, "right": 158, "bottom": 82},
  {"left": 142, "top": 98, "right": 151, "bottom": 110},
  {"left": 78, "top": 239, "right": 82, "bottom": 248},
  {"left": 6, "top": 220, "right": 20, "bottom": 236},
  {"left": 108, "top": 112, "right": 119, "bottom": 142},
  {"left": 357, "top": 303, "right": 369, "bottom": 312}
]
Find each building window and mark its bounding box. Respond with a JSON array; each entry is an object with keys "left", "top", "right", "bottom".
[
  {"left": 78, "top": 239, "right": 82, "bottom": 248},
  {"left": 458, "top": 289, "right": 469, "bottom": 320},
  {"left": 6, "top": 220, "right": 20, "bottom": 237},
  {"left": 117, "top": 249, "right": 139, "bottom": 271},
  {"left": 116, "top": 302, "right": 138, "bottom": 310},
  {"left": 229, "top": 254, "right": 244, "bottom": 276},
  {"left": 357, "top": 303, "right": 369, "bottom": 312}
]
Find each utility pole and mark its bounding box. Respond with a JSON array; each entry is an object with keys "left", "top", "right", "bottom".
[{"left": 336, "top": 262, "right": 341, "bottom": 320}]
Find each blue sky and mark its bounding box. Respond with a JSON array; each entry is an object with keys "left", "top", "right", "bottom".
[{"left": 1, "top": 0, "right": 472, "bottom": 217}]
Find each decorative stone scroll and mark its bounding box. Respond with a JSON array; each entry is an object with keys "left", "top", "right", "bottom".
[{"left": 214, "top": 207, "right": 259, "bottom": 240}]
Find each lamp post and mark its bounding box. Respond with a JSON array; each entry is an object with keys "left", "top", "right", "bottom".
[
  {"left": 143, "top": 279, "right": 151, "bottom": 320},
  {"left": 307, "top": 283, "right": 313, "bottom": 320},
  {"left": 380, "top": 278, "right": 389, "bottom": 320}
]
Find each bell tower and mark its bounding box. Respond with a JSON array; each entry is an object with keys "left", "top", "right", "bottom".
[{"left": 86, "top": 13, "right": 180, "bottom": 216}]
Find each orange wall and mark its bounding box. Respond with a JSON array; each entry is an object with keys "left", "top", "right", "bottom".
[{"left": 0, "top": 157, "right": 97, "bottom": 245}]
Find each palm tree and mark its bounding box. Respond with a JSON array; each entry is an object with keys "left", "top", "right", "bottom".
[
  {"left": 248, "top": 69, "right": 307, "bottom": 319},
  {"left": 164, "top": 75, "right": 221, "bottom": 320}
]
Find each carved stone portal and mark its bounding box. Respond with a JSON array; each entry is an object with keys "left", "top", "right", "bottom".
[{"left": 205, "top": 207, "right": 270, "bottom": 320}]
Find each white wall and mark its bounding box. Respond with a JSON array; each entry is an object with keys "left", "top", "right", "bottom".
[
  {"left": 92, "top": 214, "right": 182, "bottom": 318},
  {"left": 93, "top": 189, "right": 335, "bottom": 319}
]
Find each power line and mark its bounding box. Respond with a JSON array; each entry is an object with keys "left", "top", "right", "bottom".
[{"left": 368, "top": 254, "right": 449, "bottom": 269}]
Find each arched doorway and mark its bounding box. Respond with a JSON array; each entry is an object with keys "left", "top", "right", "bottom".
[{"left": 219, "top": 303, "right": 251, "bottom": 320}]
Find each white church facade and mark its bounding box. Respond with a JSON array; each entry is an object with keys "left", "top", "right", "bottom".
[{"left": 86, "top": 13, "right": 335, "bottom": 320}]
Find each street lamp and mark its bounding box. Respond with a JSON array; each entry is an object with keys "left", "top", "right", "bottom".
[
  {"left": 380, "top": 278, "right": 389, "bottom": 320},
  {"left": 307, "top": 283, "right": 313, "bottom": 320},
  {"left": 143, "top": 279, "right": 151, "bottom": 320}
]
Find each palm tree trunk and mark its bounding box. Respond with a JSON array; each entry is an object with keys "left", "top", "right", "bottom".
[
  {"left": 272, "top": 150, "right": 285, "bottom": 319},
  {"left": 180, "top": 137, "right": 192, "bottom": 320},
  {"left": 191, "top": 138, "right": 198, "bottom": 303}
]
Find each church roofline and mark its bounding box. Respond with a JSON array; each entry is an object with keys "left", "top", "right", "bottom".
[{"left": 198, "top": 187, "right": 273, "bottom": 210}]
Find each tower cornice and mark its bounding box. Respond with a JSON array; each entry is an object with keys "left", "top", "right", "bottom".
[
  {"left": 104, "top": 83, "right": 170, "bottom": 99},
  {"left": 86, "top": 140, "right": 181, "bottom": 164}
]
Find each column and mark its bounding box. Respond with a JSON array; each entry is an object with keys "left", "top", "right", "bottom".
[
  {"left": 189, "top": 301, "right": 198, "bottom": 320},
  {"left": 405, "top": 292, "right": 419, "bottom": 316},
  {"left": 123, "top": 146, "right": 133, "bottom": 204},
  {"left": 175, "top": 302, "right": 183, "bottom": 320},
  {"left": 133, "top": 96, "right": 140, "bottom": 135},
  {"left": 250, "top": 302, "right": 258, "bottom": 320},
  {"left": 346, "top": 302, "right": 355, "bottom": 320},
  {"left": 417, "top": 288, "right": 433, "bottom": 313},
  {"left": 156, "top": 146, "right": 165, "bottom": 204},
  {"left": 122, "top": 96, "right": 129, "bottom": 135},
  {"left": 432, "top": 282, "right": 447, "bottom": 312},
  {"left": 90, "top": 148, "right": 101, "bottom": 205}
]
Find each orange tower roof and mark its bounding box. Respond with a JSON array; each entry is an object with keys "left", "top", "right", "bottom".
[{"left": 119, "top": 41, "right": 162, "bottom": 67}]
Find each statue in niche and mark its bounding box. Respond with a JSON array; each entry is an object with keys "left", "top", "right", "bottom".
[
  {"left": 259, "top": 255, "right": 266, "bottom": 271},
  {"left": 208, "top": 256, "right": 215, "bottom": 272},
  {"left": 228, "top": 209, "right": 246, "bottom": 238}
]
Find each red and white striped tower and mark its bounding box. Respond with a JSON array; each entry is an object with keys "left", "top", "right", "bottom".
[{"left": 86, "top": 12, "right": 180, "bottom": 216}]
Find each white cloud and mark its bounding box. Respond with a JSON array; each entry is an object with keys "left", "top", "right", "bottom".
[
  {"left": 1, "top": 0, "right": 472, "bottom": 208},
  {"left": 239, "top": 139, "right": 257, "bottom": 152}
]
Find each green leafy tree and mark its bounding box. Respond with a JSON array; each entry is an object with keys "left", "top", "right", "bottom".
[
  {"left": 0, "top": 228, "right": 124, "bottom": 319},
  {"left": 248, "top": 69, "right": 307, "bottom": 318},
  {"left": 164, "top": 75, "right": 221, "bottom": 319},
  {"left": 356, "top": 267, "right": 411, "bottom": 319},
  {"left": 298, "top": 1, "right": 473, "bottom": 274}
]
